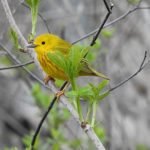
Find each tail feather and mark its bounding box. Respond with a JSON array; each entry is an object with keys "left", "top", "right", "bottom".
[{"left": 79, "top": 59, "right": 110, "bottom": 80}]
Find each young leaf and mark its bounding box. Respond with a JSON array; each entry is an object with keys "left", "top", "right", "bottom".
[
  {"left": 62, "top": 108, "right": 71, "bottom": 119},
  {"left": 92, "top": 39, "right": 101, "bottom": 50},
  {"left": 89, "top": 82, "right": 97, "bottom": 96},
  {"left": 25, "top": 0, "right": 32, "bottom": 7},
  {"left": 26, "top": 0, "right": 41, "bottom": 40},
  {"left": 81, "top": 95, "right": 94, "bottom": 101},
  {"left": 47, "top": 45, "right": 89, "bottom": 82},
  {"left": 78, "top": 86, "right": 92, "bottom": 96},
  {"left": 81, "top": 46, "right": 91, "bottom": 57},
  {"left": 51, "top": 128, "right": 59, "bottom": 139},
  {"left": 32, "top": 82, "right": 40, "bottom": 94},
  {"left": 97, "top": 91, "right": 110, "bottom": 101},
  {"left": 9, "top": 28, "right": 21, "bottom": 49},
  {"left": 22, "top": 131, "right": 40, "bottom": 149},
  {"left": 47, "top": 51, "right": 67, "bottom": 73},
  {"left": 128, "top": 0, "right": 140, "bottom": 2},
  {"left": 66, "top": 90, "right": 79, "bottom": 98},
  {"left": 25, "top": 147, "right": 32, "bottom": 150},
  {"left": 94, "top": 126, "right": 107, "bottom": 144},
  {"left": 71, "top": 139, "right": 82, "bottom": 148},
  {"left": 101, "top": 29, "right": 115, "bottom": 38},
  {"left": 97, "top": 80, "right": 109, "bottom": 92},
  {"left": 52, "top": 143, "right": 61, "bottom": 150}
]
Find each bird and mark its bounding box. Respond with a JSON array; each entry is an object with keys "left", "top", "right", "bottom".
[{"left": 27, "top": 33, "right": 109, "bottom": 97}]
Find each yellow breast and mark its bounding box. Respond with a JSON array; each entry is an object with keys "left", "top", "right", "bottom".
[{"left": 37, "top": 53, "right": 69, "bottom": 81}]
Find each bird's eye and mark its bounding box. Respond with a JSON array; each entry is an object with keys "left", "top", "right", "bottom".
[{"left": 42, "top": 41, "right": 45, "bottom": 45}]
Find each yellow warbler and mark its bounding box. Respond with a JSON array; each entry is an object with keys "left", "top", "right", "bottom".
[{"left": 27, "top": 33, "right": 109, "bottom": 82}]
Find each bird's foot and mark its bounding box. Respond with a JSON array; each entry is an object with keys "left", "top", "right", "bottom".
[
  {"left": 44, "top": 75, "right": 55, "bottom": 84},
  {"left": 55, "top": 89, "right": 66, "bottom": 100}
]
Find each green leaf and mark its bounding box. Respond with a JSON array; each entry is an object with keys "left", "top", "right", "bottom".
[
  {"left": 22, "top": 131, "right": 40, "bottom": 149},
  {"left": 32, "top": 83, "right": 40, "bottom": 94},
  {"left": 47, "top": 51, "right": 67, "bottom": 72},
  {"left": 68, "top": 45, "right": 84, "bottom": 78},
  {"left": 25, "top": 0, "right": 32, "bottom": 7},
  {"left": 94, "top": 126, "right": 105, "bottom": 138},
  {"left": 128, "top": 0, "right": 140, "bottom": 2},
  {"left": 89, "top": 82, "right": 97, "bottom": 95},
  {"left": 52, "top": 143, "right": 60, "bottom": 150},
  {"left": 97, "top": 80, "right": 109, "bottom": 92},
  {"left": 47, "top": 45, "right": 89, "bottom": 82},
  {"left": 101, "top": 29, "right": 115, "bottom": 38},
  {"left": 81, "top": 95, "right": 94, "bottom": 101},
  {"left": 62, "top": 108, "right": 71, "bottom": 119},
  {"left": 32, "top": 83, "right": 54, "bottom": 109},
  {"left": 87, "top": 81, "right": 110, "bottom": 101},
  {"left": 51, "top": 128, "right": 59, "bottom": 139},
  {"left": 92, "top": 39, "right": 101, "bottom": 50},
  {"left": 25, "top": 0, "right": 40, "bottom": 7},
  {"left": 26, "top": 0, "right": 41, "bottom": 40},
  {"left": 136, "top": 144, "right": 149, "bottom": 150},
  {"left": 81, "top": 46, "right": 91, "bottom": 57},
  {"left": 94, "top": 126, "right": 107, "bottom": 144},
  {"left": 86, "top": 52, "right": 96, "bottom": 62},
  {"left": 66, "top": 90, "right": 79, "bottom": 98},
  {"left": 9, "top": 28, "right": 21, "bottom": 49},
  {"left": 71, "top": 139, "right": 81, "bottom": 148},
  {"left": 25, "top": 147, "right": 31, "bottom": 150},
  {"left": 34, "top": 0, "right": 41, "bottom": 6},
  {"left": 98, "top": 91, "right": 110, "bottom": 101},
  {"left": 78, "top": 86, "right": 92, "bottom": 96}
]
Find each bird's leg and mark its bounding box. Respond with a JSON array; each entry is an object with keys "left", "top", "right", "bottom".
[
  {"left": 55, "top": 82, "right": 70, "bottom": 100},
  {"left": 44, "top": 75, "right": 55, "bottom": 84}
]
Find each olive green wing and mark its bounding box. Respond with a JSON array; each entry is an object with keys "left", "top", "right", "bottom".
[{"left": 79, "top": 58, "right": 110, "bottom": 80}]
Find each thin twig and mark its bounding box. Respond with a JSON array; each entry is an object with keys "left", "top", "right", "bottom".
[
  {"left": 31, "top": 81, "right": 68, "bottom": 148},
  {"left": 109, "top": 51, "right": 149, "bottom": 92},
  {"left": 0, "top": 60, "right": 34, "bottom": 70},
  {"left": 72, "top": 6, "right": 150, "bottom": 44}
]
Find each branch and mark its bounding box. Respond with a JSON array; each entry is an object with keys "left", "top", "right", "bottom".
[
  {"left": 0, "top": 60, "right": 34, "bottom": 70},
  {"left": 109, "top": 51, "right": 150, "bottom": 92},
  {"left": 1, "top": 1, "right": 105, "bottom": 150},
  {"left": 90, "top": 0, "right": 113, "bottom": 47}
]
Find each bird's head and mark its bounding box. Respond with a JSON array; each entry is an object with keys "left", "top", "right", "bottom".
[{"left": 27, "top": 33, "right": 57, "bottom": 54}]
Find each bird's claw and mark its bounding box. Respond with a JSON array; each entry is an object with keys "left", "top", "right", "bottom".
[{"left": 44, "top": 76, "right": 55, "bottom": 84}]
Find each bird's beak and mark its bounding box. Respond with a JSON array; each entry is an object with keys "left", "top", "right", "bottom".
[{"left": 27, "top": 44, "right": 38, "bottom": 48}]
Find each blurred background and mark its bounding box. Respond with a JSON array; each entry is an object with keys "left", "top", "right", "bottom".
[{"left": 0, "top": 0, "right": 150, "bottom": 150}]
